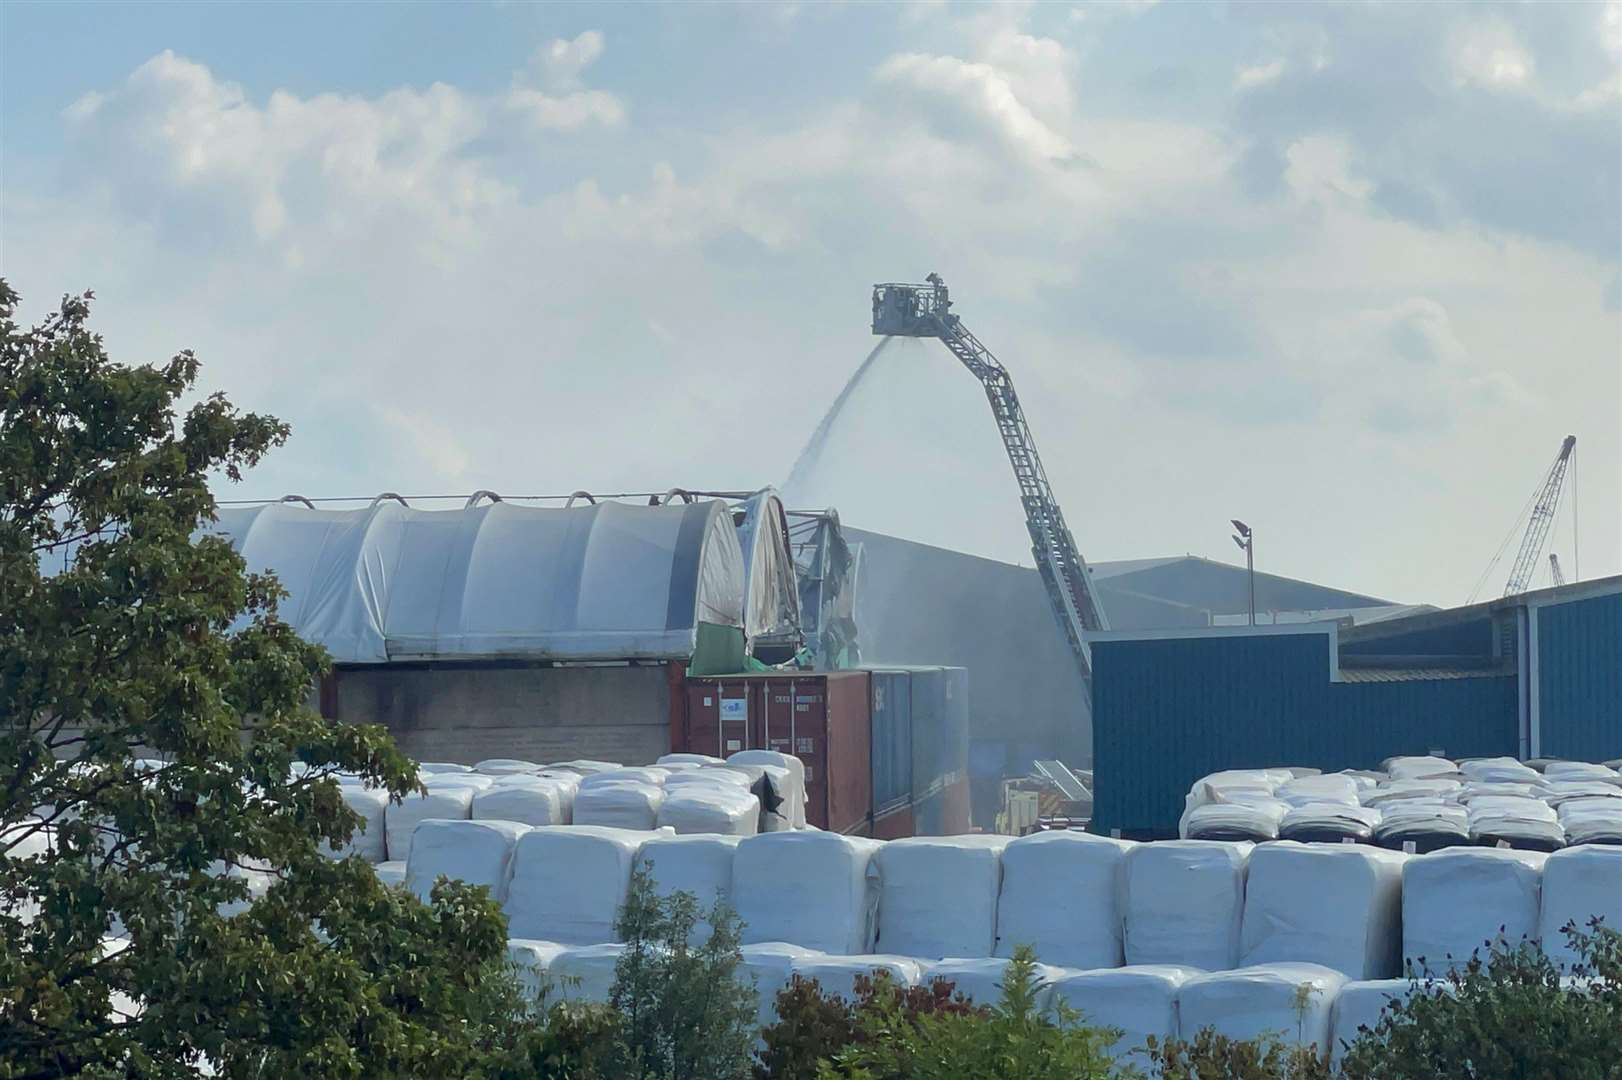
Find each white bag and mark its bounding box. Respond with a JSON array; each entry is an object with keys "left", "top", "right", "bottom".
[
  {"left": 574, "top": 781, "right": 665, "bottom": 831},
  {"left": 1123, "top": 840, "right": 1252, "bottom": 970},
  {"left": 1052, "top": 965, "right": 1200, "bottom": 1071},
  {"left": 922, "top": 957, "right": 1059, "bottom": 1008},
  {"left": 1276, "top": 775, "right": 1361, "bottom": 807},
  {"left": 873, "top": 835, "right": 1010, "bottom": 959},
  {"left": 580, "top": 767, "right": 669, "bottom": 787},
  {"left": 1459, "top": 757, "right": 1542, "bottom": 785},
  {"left": 1538, "top": 845, "right": 1622, "bottom": 970},
  {"left": 504, "top": 826, "right": 649, "bottom": 944},
  {"left": 996, "top": 830, "right": 1134, "bottom": 969},
  {"left": 403, "top": 819, "right": 529, "bottom": 903},
  {"left": 1178, "top": 963, "right": 1348, "bottom": 1055},
  {"left": 327, "top": 784, "right": 388, "bottom": 863},
  {"left": 549, "top": 943, "right": 626, "bottom": 1003},
  {"left": 729, "top": 750, "right": 807, "bottom": 829},
  {"left": 734, "top": 832, "right": 882, "bottom": 953},
  {"left": 474, "top": 758, "right": 543, "bottom": 776},
  {"left": 373, "top": 860, "right": 407, "bottom": 888},
  {"left": 1543, "top": 761, "right": 1621, "bottom": 784},
  {"left": 1403, "top": 847, "right": 1548, "bottom": 974},
  {"left": 1239, "top": 842, "right": 1407, "bottom": 979},
  {"left": 1329, "top": 978, "right": 1424, "bottom": 1066},
  {"left": 659, "top": 753, "right": 726, "bottom": 767},
  {"left": 385, "top": 786, "right": 474, "bottom": 861},
  {"left": 473, "top": 779, "right": 572, "bottom": 827},
  {"left": 416, "top": 761, "right": 473, "bottom": 774},
  {"left": 669, "top": 769, "right": 752, "bottom": 790},
  {"left": 1382, "top": 756, "right": 1456, "bottom": 780},
  {"left": 422, "top": 773, "right": 495, "bottom": 791},
  {"left": 508, "top": 939, "right": 569, "bottom": 1004},
  {"left": 657, "top": 787, "right": 760, "bottom": 836},
  {"left": 789, "top": 954, "right": 921, "bottom": 999},
  {"left": 636, "top": 834, "right": 743, "bottom": 944},
  {"left": 740, "top": 943, "right": 823, "bottom": 1032}
]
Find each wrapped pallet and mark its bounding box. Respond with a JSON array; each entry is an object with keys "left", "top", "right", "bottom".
[
  {"left": 734, "top": 832, "right": 882, "bottom": 953},
  {"left": 385, "top": 785, "right": 474, "bottom": 862},
  {"left": 657, "top": 787, "right": 760, "bottom": 836},
  {"left": 403, "top": 819, "right": 530, "bottom": 903},
  {"left": 1543, "top": 761, "right": 1621, "bottom": 784},
  {"left": 1459, "top": 757, "right": 1543, "bottom": 785},
  {"left": 1559, "top": 798, "right": 1622, "bottom": 845},
  {"left": 740, "top": 943, "right": 824, "bottom": 1034},
  {"left": 1538, "top": 845, "right": 1622, "bottom": 970},
  {"left": 1382, "top": 756, "right": 1456, "bottom": 780},
  {"left": 1182, "top": 798, "right": 1290, "bottom": 842},
  {"left": 922, "top": 957, "right": 1060, "bottom": 1008},
  {"left": 324, "top": 784, "right": 388, "bottom": 863},
  {"left": 1276, "top": 775, "right": 1361, "bottom": 807},
  {"left": 635, "top": 834, "right": 743, "bottom": 944},
  {"left": 1329, "top": 978, "right": 1430, "bottom": 1066},
  {"left": 1466, "top": 796, "right": 1565, "bottom": 851},
  {"left": 729, "top": 750, "right": 807, "bottom": 829},
  {"left": 422, "top": 773, "right": 494, "bottom": 791},
  {"left": 416, "top": 761, "right": 473, "bottom": 774},
  {"left": 789, "top": 954, "right": 922, "bottom": 1000},
  {"left": 472, "top": 778, "right": 573, "bottom": 827},
  {"left": 668, "top": 768, "right": 752, "bottom": 790},
  {"left": 1374, "top": 800, "right": 1470, "bottom": 853},
  {"left": 874, "top": 835, "right": 1010, "bottom": 959},
  {"left": 474, "top": 758, "right": 543, "bottom": 776},
  {"left": 659, "top": 753, "right": 727, "bottom": 767},
  {"left": 504, "top": 826, "right": 649, "bottom": 944},
  {"left": 1123, "top": 840, "right": 1252, "bottom": 970},
  {"left": 549, "top": 943, "right": 627, "bottom": 1003},
  {"left": 550, "top": 760, "right": 623, "bottom": 776},
  {"left": 1051, "top": 965, "right": 1200, "bottom": 1072},
  {"left": 995, "top": 830, "right": 1135, "bottom": 969},
  {"left": 1278, "top": 804, "right": 1381, "bottom": 844},
  {"left": 1239, "top": 843, "right": 1407, "bottom": 978},
  {"left": 1178, "top": 963, "right": 1348, "bottom": 1055},
  {"left": 1403, "top": 847, "right": 1548, "bottom": 974},
  {"left": 574, "top": 781, "right": 665, "bottom": 831},
  {"left": 373, "top": 860, "right": 407, "bottom": 888},
  {"left": 508, "top": 939, "right": 569, "bottom": 1004}
]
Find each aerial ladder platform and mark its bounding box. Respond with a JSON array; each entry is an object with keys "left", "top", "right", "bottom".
[{"left": 872, "top": 274, "right": 1109, "bottom": 687}]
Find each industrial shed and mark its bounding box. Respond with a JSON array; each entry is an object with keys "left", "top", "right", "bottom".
[{"left": 1089, "top": 576, "right": 1622, "bottom": 837}]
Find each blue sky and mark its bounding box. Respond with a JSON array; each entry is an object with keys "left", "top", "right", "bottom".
[{"left": 3, "top": 0, "right": 1619, "bottom": 606}]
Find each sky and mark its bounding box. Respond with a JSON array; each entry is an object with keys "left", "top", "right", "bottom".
[{"left": 3, "top": 0, "right": 1619, "bottom": 609}]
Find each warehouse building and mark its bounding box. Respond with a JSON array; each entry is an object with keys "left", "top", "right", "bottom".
[{"left": 1089, "top": 575, "right": 1622, "bottom": 837}]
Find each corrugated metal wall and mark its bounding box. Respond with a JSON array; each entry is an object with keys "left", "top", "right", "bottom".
[
  {"left": 1091, "top": 631, "right": 1518, "bottom": 836},
  {"left": 1537, "top": 590, "right": 1622, "bottom": 761}
]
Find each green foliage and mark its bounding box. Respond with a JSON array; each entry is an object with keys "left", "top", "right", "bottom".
[
  {"left": 0, "top": 283, "right": 534, "bottom": 1078},
  {"left": 1143, "top": 1028, "right": 1330, "bottom": 1080},
  {"left": 493, "top": 1001, "right": 624, "bottom": 1080},
  {"left": 1337, "top": 921, "right": 1622, "bottom": 1080},
  {"left": 608, "top": 863, "right": 758, "bottom": 1080}
]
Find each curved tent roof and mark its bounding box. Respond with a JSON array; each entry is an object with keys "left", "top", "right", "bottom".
[
  {"left": 734, "top": 489, "right": 802, "bottom": 653},
  {"left": 206, "top": 499, "right": 745, "bottom": 664}
]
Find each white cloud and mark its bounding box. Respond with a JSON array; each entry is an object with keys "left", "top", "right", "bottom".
[
  {"left": 1234, "top": 59, "right": 1285, "bottom": 91},
  {"left": 1451, "top": 19, "right": 1536, "bottom": 89},
  {"left": 1283, "top": 135, "right": 1372, "bottom": 204},
  {"left": 876, "top": 51, "right": 1077, "bottom": 162},
  {"left": 507, "top": 31, "right": 625, "bottom": 130}
]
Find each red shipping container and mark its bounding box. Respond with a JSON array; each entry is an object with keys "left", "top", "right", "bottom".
[{"left": 680, "top": 672, "right": 872, "bottom": 836}]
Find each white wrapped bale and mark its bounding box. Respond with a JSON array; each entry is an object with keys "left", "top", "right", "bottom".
[
  {"left": 1182, "top": 797, "right": 1290, "bottom": 842},
  {"left": 636, "top": 834, "right": 742, "bottom": 944},
  {"left": 1560, "top": 799, "right": 1622, "bottom": 845},
  {"left": 504, "top": 826, "right": 648, "bottom": 944},
  {"left": 416, "top": 761, "right": 473, "bottom": 774},
  {"left": 422, "top": 773, "right": 495, "bottom": 791},
  {"left": 1459, "top": 757, "right": 1543, "bottom": 785},
  {"left": 403, "top": 819, "right": 529, "bottom": 903},
  {"left": 1403, "top": 848, "right": 1548, "bottom": 974},
  {"left": 507, "top": 939, "right": 569, "bottom": 1004},
  {"left": 1052, "top": 965, "right": 1199, "bottom": 1072},
  {"left": 474, "top": 758, "right": 543, "bottom": 776},
  {"left": 996, "top": 830, "right": 1134, "bottom": 969},
  {"left": 790, "top": 954, "right": 922, "bottom": 999},
  {"left": 657, "top": 787, "right": 759, "bottom": 836},
  {"left": 574, "top": 781, "right": 665, "bottom": 831},
  {"left": 1329, "top": 978, "right": 1415, "bottom": 1064},
  {"left": 549, "top": 943, "right": 626, "bottom": 1003},
  {"left": 385, "top": 786, "right": 474, "bottom": 862},
  {"left": 729, "top": 750, "right": 807, "bottom": 829},
  {"left": 659, "top": 753, "right": 726, "bottom": 767},
  {"left": 1178, "top": 963, "right": 1348, "bottom": 1055},
  {"left": 734, "top": 832, "right": 882, "bottom": 953},
  {"left": 472, "top": 779, "right": 572, "bottom": 827},
  {"left": 668, "top": 768, "right": 752, "bottom": 790},
  {"left": 1239, "top": 843, "right": 1407, "bottom": 979},
  {"left": 922, "top": 957, "right": 1060, "bottom": 1008},
  {"left": 1123, "top": 840, "right": 1252, "bottom": 970},
  {"left": 1276, "top": 775, "right": 1361, "bottom": 807},
  {"left": 1543, "top": 761, "right": 1621, "bottom": 784},
  {"left": 873, "top": 835, "right": 1010, "bottom": 959},
  {"left": 1383, "top": 756, "right": 1456, "bottom": 780},
  {"left": 327, "top": 785, "right": 389, "bottom": 863},
  {"left": 580, "top": 767, "right": 669, "bottom": 787},
  {"left": 1374, "top": 800, "right": 1470, "bottom": 853},
  {"left": 373, "top": 860, "right": 407, "bottom": 888},
  {"left": 1542, "top": 781, "right": 1622, "bottom": 806},
  {"left": 1278, "top": 804, "right": 1381, "bottom": 844},
  {"left": 1538, "top": 845, "right": 1622, "bottom": 970},
  {"left": 740, "top": 943, "right": 822, "bottom": 1031},
  {"left": 1467, "top": 796, "right": 1564, "bottom": 850},
  {"left": 1362, "top": 779, "right": 1462, "bottom": 806},
  {"left": 550, "top": 760, "right": 623, "bottom": 775}
]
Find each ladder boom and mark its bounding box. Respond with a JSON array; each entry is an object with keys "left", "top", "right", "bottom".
[{"left": 1503, "top": 435, "right": 1576, "bottom": 597}]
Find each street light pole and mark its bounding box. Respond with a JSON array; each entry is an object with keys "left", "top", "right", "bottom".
[{"left": 1231, "top": 519, "right": 1255, "bottom": 627}]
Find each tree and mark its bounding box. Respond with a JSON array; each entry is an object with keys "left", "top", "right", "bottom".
[{"left": 0, "top": 283, "right": 528, "bottom": 1078}]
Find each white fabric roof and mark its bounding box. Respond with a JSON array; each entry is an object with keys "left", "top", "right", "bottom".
[
  {"left": 206, "top": 499, "right": 745, "bottom": 663},
  {"left": 734, "top": 490, "right": 801, "bottom": 648}
]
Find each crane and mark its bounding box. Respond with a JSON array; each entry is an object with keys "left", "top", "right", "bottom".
[
  {"left": 1549, "top": 553, "right": 1566, "bottom": 588},
  {"left": 871, "top": 274, "right": 1109, "bottom": 689},
  {"left": 1502, "top": 435, "right": 1577, "bottom": 597}
]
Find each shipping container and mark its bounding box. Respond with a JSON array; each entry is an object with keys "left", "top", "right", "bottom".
[
  {"left": 867, "top": 669, "right": 913, "bottom": 814},
  {"left": 681, "top": 672, "right": 872, "bottom": 835},
  {"left": 871, "top": 802, "right": 915, "bottom": 840},
  {"left": 859, "top": 665, "right": 971, "bottom": 835}
]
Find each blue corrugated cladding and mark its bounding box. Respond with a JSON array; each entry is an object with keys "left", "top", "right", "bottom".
[
  {"left": 1092, "top": 632, "right": 1518, "bottom": 836},
  {"left": 1537, "top": 590, "right": 1622, "bottom": 762},
  {"left": 869, "top": 670, "right": 913, "bottom": 813}
]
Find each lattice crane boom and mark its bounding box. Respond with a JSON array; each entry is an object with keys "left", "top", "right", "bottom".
[
  {"left": 872, "top": 275, "right": 1109, "bottom": 685},
  {"left": 1503, "top": 435, "right": 1576, "bottom": 597}
]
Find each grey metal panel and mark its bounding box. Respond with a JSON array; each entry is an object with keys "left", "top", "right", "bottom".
[{"left": 1537, "top": 590, "right": 1622, "bottom": 761}]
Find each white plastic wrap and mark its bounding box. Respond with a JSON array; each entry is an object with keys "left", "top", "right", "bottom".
[
  {"left": 1362, "top": 779, "right": 1462, "bottom": 806},
  {"left": 995, "top": 830, "right": 1135, "bottom": 969},
  {"left": 385, "top": 786, "right": 474, "bottom": 861},
  {"left": 657, "top": 787, "right": 759, "bottom": 836},
  {"left": 416, "top": 761, "right": 473, "bottom": 774},
  {"left": 1457, "top": 782, "right": 1545, "bottom": 803},
  {"left": 1383, "top": 756, "right": 1456, "bottom": 780},
  {"left": 550, "top": 760, "right": 623, "bottom": 776},
  {"left": 403, "top": 819, "right": 530, "bottom": 903},
  {"left": 739, "top": 943, "right": 823, "bottom": 1031},
  {"left": 1459, "top": 757, "right": 1542, "bottom": 785},
  {"left": 1052, "top": 965, "right": 1200, "bottom": 1071},
  {"left": 325, "top": 785, "right": 388, "bottom": 862},
  {"left": 1559, "top": 798, "right": 1622, "bottom": 844},
  {"left": 1466, "top": 796, "right": 1564, "bottom": 849},
  {"left": 922, "top": 957, "right": 1059, "bottom": 1008},
  {"left": 573, "top": 781, "right": 665, "bottom": 831},
  {"left": 504, "top": 826, "right": 649, "bottom": 944},
  {"left": 1278, "top": 804, "right": 1381, "bottom": 843},
  {"left": 659, "top": 753, "right": 727, "bottom": 767},
  {"left": 1543, "top": 761, "right": 1622, "bottom": 784},
  {"left": 635, "top": 834, "right": 742, "bottom": 943},
  {"left": 728, "top": 750, "right": 807, "bottom": 829},
  {"left": 472, "top": 779, "right": 572, "bottom": 827},
  {"left": 421, "top": 773, "right": 495, "bottom": 791},
  {"left": 549, "top": 943, "right": 626, "bottom": 1004},
  {"left": 1123, "top": 841, "right": 1252, "bottom": 970},
  {"left": 1178, "top": 963, "right": 1348, "bottom": 1055},
  {"left": 475, "top": 758, "right": 543, "bottom": 776},
  {"left": 789, "top": 954, "right": 922, "bottom": 999},
  {"left": 734, "top": 832, "right": 883, "bottom": 953},
  {"left": 1182, "top": 798, "right": 1290, "bottom": 842},
  {"left": 1276, "top": 775, "right": 1361, "bottom": 807},
  {"left": 1239, "top": 843, "right": 1407, "bottom": 978},
  {"left": 1542, "top": 781, "right": 1622, "bottom": 806},
  {"left": 668, "top": 768, "right": 752, "bottom": 791},
  {"left": 373, "top": 860, "right": 407, "bottom": 888},
  {"left": 874, "top": 835, "right": 1010, "bottom": 959},
  {"left": 1403, "top": 847, "right": 1548, "bottom": 974},
  {"left": 1329, "top": 978, "right": 1421, "bottom": 1065},
  {"left": 1538, "top": 845, "right": 1622, "bottom": 970},
  {"left": 507, "top": 939, "right": 569, "bottom": 1004},
  {"left": 581, "top": 767, "right": 670, "bottom": 787}
]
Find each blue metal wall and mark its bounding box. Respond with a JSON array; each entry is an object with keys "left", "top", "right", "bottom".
[
  {"left": 1537, "top": 590, "right": 1622, "bottom": 761},
  {"left": 869, "top": 670, "right": 913, "bottom": 813},
  {"left": 1092, "top": 631, "right": 1518, "bottom": 836}
]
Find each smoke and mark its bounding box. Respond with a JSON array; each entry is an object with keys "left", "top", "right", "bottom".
[{"left": 781, "top": 336, "right": 894, "bottom": 501}]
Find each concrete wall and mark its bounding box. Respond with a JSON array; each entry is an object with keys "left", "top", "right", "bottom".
[{"left": 330, "top": 661, "right": 676, "bottom": 766}]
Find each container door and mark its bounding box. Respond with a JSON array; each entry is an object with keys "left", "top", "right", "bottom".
[
  {"left": 772, "top": 678, "right": 829, "bottom": 829},
  {"left": 683, "top": 680, "right": 753, "bottom": 758},
  {"left": 869, "top": 671, "right": 912, "bottom": 814}
]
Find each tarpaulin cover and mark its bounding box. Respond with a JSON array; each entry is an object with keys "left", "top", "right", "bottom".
[
  {"left": 734, "top": 490, "right": 802, "bottom": 653},
  {"left": 507, "top": 939, "right": 569, "bottom": 1004},
  {"left": 789, "top": 954, "right": 922, "bottom": 999},
  {"left": 1538, "top": 845, "right": 1622, "bottom": 970},
  {"left": 996, "top": 831, "right": 1135, "bottom": 969},
  {"left": 740, "top": 943, "right": 823, "bottom": 1031},
  {"left": 472, "top": 779, "right": 572, "bottom": 827},
  {"left": 636, "top": 834, "right": 742, "bottom": 941},
  {"left": 207, "top": 499, "right": 745, "bottom": 662},
  {"left": 1329, "top": 979, "right": 1422, "bottom": 1066},
  {"left": 1403, "top": 848, "right": 1548, "bottom": 974},
  {"left": 1123, "top": 840, "right": 1252, "bottom": 970},
  {"left": 573, "top": 781, "right": 665, "bottom": 830},
  {"left": 1239, "top": 843, "right": 1407, "bottom": 979},
  {"left": 385, "top": 786, "right": 473, "bottom": 861},
  {"left": 657, "top": 788, "right": 759, "bottom": 836},
  {"left": 1178, "top": 963, "right": 1348, "bottom": 1055},
  {"left": 1052, "top": 966, "right": 1200, "bottom": 1072},
  {"left": 328, "top": 785, "right": 388, "bottom": 863},
  {"left": 549, "top": 943, "right": 627, "bottom": 1003},
  {"left": 504, "top": 826, "right": 649, "bottom": 944},
  {"left": 922, "top": 958, "right": 1059, "bottom": 1008},
  {"left": 403, "top": 818, "right": 529, "bottom": 903},
  {"left": 734, "top": 833, "right": 882, "bottom": 954},
  {"left": 873, "top": 835, "right": 1010, "bottom": 959}
]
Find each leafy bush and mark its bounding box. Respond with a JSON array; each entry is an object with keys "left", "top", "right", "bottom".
[{"left": 1143, "top": 1028, "right": 1330, "bottom": 1080}]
